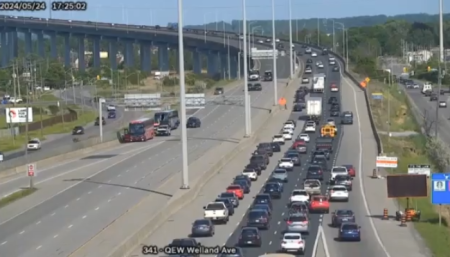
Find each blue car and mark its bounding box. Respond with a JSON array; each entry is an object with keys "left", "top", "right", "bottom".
[
  {"left": 338, "top": 223, "right": 361, "bottom": 241},
  {"left": 107, "top": 111, "right": 116, "bottom": 119}
]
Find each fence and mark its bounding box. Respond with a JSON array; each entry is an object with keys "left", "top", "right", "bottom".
[
  {"left": 18, "top": 109, "right": 78, "bottom": 133},
  {"left": 0, "top": 127, "right": 19, "bottom": 138}
]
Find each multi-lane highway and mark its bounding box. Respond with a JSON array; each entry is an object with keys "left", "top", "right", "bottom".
[{"left": 0, "top": 55, "right": 290, "bottom": 257}]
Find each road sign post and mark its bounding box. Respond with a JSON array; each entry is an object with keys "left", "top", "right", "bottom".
[
  {"left": 407, "top": 164, "right": 431, "bottom": 177},
  {"left": 431, "top": 173, "right": 450, "bottom": 226},
  {"left": 27, "top": 163, "right": 36, "bottom": 188}
]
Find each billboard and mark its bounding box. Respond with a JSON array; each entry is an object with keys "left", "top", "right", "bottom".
[
  {"left": 185, "top": 94, "right": 205, "bottom": 109},
  {"left": 124, "top": 94, "right": 161, "bottom": 110},
  {"left": 386, "top": 174, "right": 428, "bottom": 198},
  {"left": 6, "top": 107, "right": 33, "bottom": 123}
]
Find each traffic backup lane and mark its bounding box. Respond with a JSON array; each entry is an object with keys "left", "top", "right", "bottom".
[{"left": 0, "top": 59, "right": 288, "bottom": 257}]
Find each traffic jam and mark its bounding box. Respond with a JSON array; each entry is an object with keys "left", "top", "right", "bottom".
[{"left": 159, "top": 48, "right": 360, "bottom": 256}]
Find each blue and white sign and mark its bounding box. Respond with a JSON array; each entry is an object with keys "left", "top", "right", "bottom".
[{"left": 431, "top": 173, "right": 450, "bottom": 204}]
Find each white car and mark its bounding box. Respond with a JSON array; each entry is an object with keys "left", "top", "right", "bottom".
[
  {"left": 27, "top": 138, "right": 41, "bottom": 150},
  {"left": 242, "top": 169, "right": 258, "bottom": 181},
  {"left": 203, "top": 202, "right": 229, "bottom": 223},
  {"left": 276, "top": 38, "right": 280, "bottom": 42},
  {"left": 331, "top": 166, "right": 349, "bottom": 180},
  {"left": 298, "top": 133, "right": 310, "bottom": 142},
  {"left": 326, "top": 119, "right": 335, "bottom": 126},
  {"left": 439, "top": 101, "right": 447, "bottom": 108},
  {"left": 311, "top": 52, "right": 317, "bottom": 57},
  {"left": 329, "top": 56, "right": 335, "bottom": 61},
  {"left": 273, "top": 134, "right": 285, "bottom": 144},
  {"left": 304, "top": 122, "right": 316, "bottom": 132},
  {"left": 329, "top": 60, "right": 336, "bottom": 65},
  {"left": 305, "top": 48, "right": 312, "bottom": 53},
  {"left": 257, "top": 39, "right": 264, "bottom": 43},
  {"left": 318, "top": 63, "right": 324, "bottom": 68},
  {"left": 328, "top": 185, "right": 349, "bottom": 201},
  {"left": 283, "top": 123, "right": 295, "bottom": 130},
  {"left": 302, "top": 77, "right": 309, "bottom": 83},
  {"left": 106, "top": 105, "right": 116, "bottom": 111},
  {"left": 8, "top": 97, "right": 23, "bottom": 103},
  {"left": 283, "top": 131, "right": 293, "bottom": 140},
  {"left": 281, "top": 233, "right": 305, "bottom": 254},
  {"left": 290, "top": 189, "right": 310, "bottom": 203},
  {"left": 278, "top": 158, "right": 294, "bottom": 170}
]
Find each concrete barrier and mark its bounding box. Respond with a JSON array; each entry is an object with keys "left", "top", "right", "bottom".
[{"left": 96, "top": 68, "right": 302, "bottom": 257}]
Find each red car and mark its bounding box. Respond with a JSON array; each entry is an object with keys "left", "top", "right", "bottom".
[
  {"left": 343, "top": 164, "right": 356, "bottom": 177},
  {"left": 292, "top": 139, "right": 306, "bottom": 149}
]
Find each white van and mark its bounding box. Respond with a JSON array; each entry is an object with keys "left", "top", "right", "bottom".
[{"left": 422, "top": 82, "right": 432, "bottom": 94}]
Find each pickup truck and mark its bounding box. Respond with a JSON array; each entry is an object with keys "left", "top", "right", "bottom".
[
  {"left": 203, "top": 202, "right": 229, "bottom": 224},
  {"left": 315, "top": 138, "right": 333, "bottom": 151},
  {"left": 303, "top": 179, "right": 321, "bottom": 195},
  {"left": 156, "top": 125, "right": 171, "bottom": 136}
]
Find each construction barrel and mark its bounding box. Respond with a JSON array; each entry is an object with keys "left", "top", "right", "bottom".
[
  {"left": 400, "top": 214, "right": 407, "bottom": 227},
  {"left": 382, "top": 208, "right": 388, "bottom": 220}
]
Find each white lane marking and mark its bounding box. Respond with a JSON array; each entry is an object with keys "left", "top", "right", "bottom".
[
  {"left": 76, "top": 198, "right": 80, "bottom": 201},
  {"left": 36, "top": 245, "right": 42, "bottom": 250},
  {"left": 0, "top": 241, "right": 6, "bottom": 245},
  {"left": 0, "top": 141, "right": 164, "bottom": 227},
  {"left": 53, "top": 234, "right": 58, "bottom": 238},
  {"left": 50, "top": 212, "right": 55, "bottom": 216},
  {"left": 64, "top": 205, "right": 69, "bottom": 208},
  {"left": 95, "top": 207, "right": 99, "bottom": 211},
  {"left": 36, "top": 221, "right": 41, "bottom": 225},
  {"left": 342, "top": 67, "right": 391, "bottom": 257},
  {"left": 82, "top": 215, "right": 87, "bottom": 219},
  {"left": 68, "top": 224, "right": 73, "bottom": 229},
  {"left": 19, "top": 230, "right": 24, "bottom": 235}
]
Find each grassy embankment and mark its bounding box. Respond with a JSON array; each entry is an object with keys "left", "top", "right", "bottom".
[
  {"left": 350, "top": 70, "right": 450, "bottom": 257},
  {"left": 0, "top": 93, "right": 96, "bottom": 152}
]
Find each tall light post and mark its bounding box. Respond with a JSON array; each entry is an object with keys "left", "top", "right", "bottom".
[
  {"left": 435, "top": 0, "right": 444, "bottom": 137},
  {"left": 288, "top": 0, "right": 294, "bottom": 78},
  {"left": 243, "top": 0, "right": 251, "bottom": 137},
  {"left": 178, "top": 0, "right": 189, "bottom": 189},
  {"left": 317, "top": 18, "right": 320, "bottom": 46},
  {"left": 333, "top": 21, "right": 345, "bottom": 56},
  {"left": 271, "top": 0, "right": 278, "bottom": 106}
]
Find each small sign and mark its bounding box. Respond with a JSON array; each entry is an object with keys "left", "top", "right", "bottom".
[
  {"left": 372, "top": 93, "right": 383, "bottom": 100},
  {"left": 365, "top": 77, "right": 370, "bottom": 83},
  {"left": 376, "top": 156, "right": 398, "bottom": 168},
  {"left": 407, "top": 164, "right": 431, "bottom": 177},
  {"left": 27, "top": 163, "right": 36, "bottom": 177}
]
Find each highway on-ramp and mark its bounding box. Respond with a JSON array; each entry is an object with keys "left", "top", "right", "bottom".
[{"left": 0, "top": 56, "right": 290, "bottom": 257}]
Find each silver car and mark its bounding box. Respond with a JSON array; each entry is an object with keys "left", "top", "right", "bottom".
[
  {"left": 272, "top": 168, "right": 288, "bottom": 182},
  {"left": 286, "top": 213, "right": 310, "bottom": 234}
]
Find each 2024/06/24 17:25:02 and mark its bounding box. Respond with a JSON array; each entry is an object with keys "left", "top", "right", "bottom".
[{"left": 51, "top": 1, "right": 87, "bottom": 11}]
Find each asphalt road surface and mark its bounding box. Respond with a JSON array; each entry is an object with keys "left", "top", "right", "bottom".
[
  {"left": 0, "top": 56, "right": 290, "bottom": 257},
  {"left": 127, "top": 53, "right": 336, "bottom": 257}
]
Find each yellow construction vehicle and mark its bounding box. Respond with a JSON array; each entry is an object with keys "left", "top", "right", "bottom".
[{"left": 321, "top": 124, "right": 336, "bottom": 137}]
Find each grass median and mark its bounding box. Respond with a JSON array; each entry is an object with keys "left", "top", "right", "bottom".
[
  {"left": 0, "top": 188, "right": 37, "bottom": 209},
  {"left": 360, "top": 71, "right": 450, "bottom": 257}
]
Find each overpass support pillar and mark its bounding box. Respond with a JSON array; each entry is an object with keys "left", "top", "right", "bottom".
[
  {"left": 230, "top": 55, "right": 238, "bottom": 79},
  {"left": 1, "top": 32, "right": 8, "bottom": 67},
  {"left": 220, "top": 54, "right": 228, "bottom": 79},
  {"left": 109, "top": 41, "right": 117, "bottom": 70},
  {"left": 207, "top": 51, "right": 218, "bottom": 78},
  {"left": 36, "top": 31, "right": 45, "bottom": 58},
  {"left": 50, "top": 33, "right": 58, "bottom": 59},
  {"left": 78, "top": 37, "right": 85, "bottom": 72},
  {"left": 172, "top": 47, "right": 180, "bottom": 74},
  {"left": 10, "top": 31, "right": 18, "bottom": 60},
  {"left": 193, "top": 50, "right": 201, "bottom": 74},
  {"left": 63, "top": 34, "right": 71, "bottom": 67},
  {"left": 139, "top": 42, "right": 151, "bottom": 72},
  {"left": 92, "top": 37, "right": 101, "bottom": 68},
  {"left": 158, "top": 45, "right": 169, "bottom": 72},
  {"left": 125, "top": 42, "right": 134, "bottom": 68},
  {"left": 24, "top": 32, "right": 32, "bottom": 57}
]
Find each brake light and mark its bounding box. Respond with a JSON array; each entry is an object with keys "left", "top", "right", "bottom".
[
  {"left": 298, "top": 240, "right": 303, "bottom": 244},
  {"left": 287, "top": 221, "right": 292, "bottom": 224}
]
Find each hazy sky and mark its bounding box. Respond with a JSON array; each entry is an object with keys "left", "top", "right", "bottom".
[{"left": 4, "top": 0, "right": 448, "bottom": 26}]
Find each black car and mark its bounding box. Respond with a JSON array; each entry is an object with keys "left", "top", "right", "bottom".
[
  {"left": 341, "top": 111, "right": 353, "bottom": 124},
  {"left": 246, "top": 163, "right": 262, "bottom": 175},
  {"left": 295, "top": 99, "right": 306, "bottom": 108},
  {"left": 331, "top": 209, "right": 356, "bottom": 227},
  {"left": 430, "top": 93, "right": 438, "bottom": 101},
  {"left": 248, "top": 83, "right": 262, "bottom": 91},
  {"left": 424, "top": 90, "right": 432, "bottom": 96},
  {"left": 264, "top": 71, "right": 273, "bottom": 81},
  {"left": 293, "top": 104, "right": 303, "bottom": 112},
  {"left": 233, "top": 179, "right": 250, "bottom": 194},
  {"left": 247, "top": 209, "right": 271, "bottom": 229},
  {"left": 94, "top": 116, "right": 105, "bottom": 126},
  {"left": 330, "top": 103, "right": 340, "bottom": 112},
  {"left": 215, "top": 198, "right": 235, "bottom": 215},
  {"left": 190, "top": 219, "right": 215, "bottom": 237},
  {"left": 186, "top": 117, "right": 201, "bottom": 128},
  {"left": 270, "top": 142, "right": 281, "bottom": 152},
  {"left": 311, "top": 157, "right": 329, "bottom": 171},
  {"left": 251, "top": 203, "right": 272, "bottom": 217},
  {"left": 253, "top": 194, "right": 273, "bottom": 209},
  {"left": 313, "top": 150, "right": 330, "bottom": 160},
  {"left": 257, "top": 143, "right": 274, "bottom": 156},
  {"left": 72, "top": 126, "right": 84, "bottom": 135},
  {"left": 267, "top": 177, "right": 284, "bottom": 187},
  {"left": 263, "top": 183, "right": 282, "bottom": 198},
  {"left": 250, "top": 155, "right": 268, "bottom": 169},
  {"left": 306, "top": 166, "right": 324, "bottom": 180},
  {"left": 238, "top": 227, "right": 262, "bottom": 247},
  {"left": 328, "top": 96, "right": 338, "bottom": 104},
  {"left": 332, "top": 66, "right": 339, "bottom": 72},
  {"left": 306, "top": 59, "right": 313, "bottom": 64},
  {"left": 168, "top": 238, "right": 201, "bottom": 256},
  {"left": 214, "top": 87, "right": 224, "bottom": 95},
  {"left": 218, "top": 192, "right": 239, "bottom": 207},
  {"left": 234, "top": 174, "right": 252, "bottom": 185}
]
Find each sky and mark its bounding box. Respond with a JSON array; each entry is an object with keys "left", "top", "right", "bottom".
[{"left": 3, "top": 0, "right": 449, "bottom": 26}]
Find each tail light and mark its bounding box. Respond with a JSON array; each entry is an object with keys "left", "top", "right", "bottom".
[
  {"left": 287, "top": 221, "right": 292, "bottom": 224},
  {"left": 298, "top": 240, "right": 303, "bottom": 244}
]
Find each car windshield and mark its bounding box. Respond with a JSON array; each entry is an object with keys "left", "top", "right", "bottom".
[
  {"left": 193, "top": 220, "right": 210, "bottom": 226},
  {"left": 250, "top": 156, "right": 263, "bottom": 162},
  {"left": 227, "top": 186, "right": 241, "bottom": 190},
  {"left": 220, "top": 193, "right": 234, "bottom": 198},
  {"left": 128, "top": 123, "right": 145, "bottom": 136},
  {"left": 342, "top": 224, "right": 358, "bottom": 230},
  {"left": 308, "top": 166, "right": 320, "bottom": 171},
  {"left": 284, "top": 234, "right": 301, "bottom": 240},
  {"left": 281, "top": 158, "right": 291, "bottom": 162},
  {"left": 264, "top": 184, "right": 277, "bottom": 190},
  {"left": 292, "top": 191, "right": 307, "bottom": 196},
  {"left": 206, "top": 203, "right": 225, "bottom": 210},
  {"left": 312, "top": 196, "right": 327, "bottom": 202},
  {"left": 74, "top": 126, "right": 82, "bottom": 130},
  {"left": 248, "top": 211, "right": 265, "bottom": 219},
  {"left": 28, "top": 140, "right": 39, "bottom": 144},
  {"left": 289, "top": 215, "right": 307, "bottom": 222},
  {"left": 241, "top": 229, "right": 257, "bottom": 236},
  {"left": 344, "top": 113, "right": 352, "bottom": 117},
  {"left": 335, "top": 175, "right": 350, "bottom": 181},
  {"left": 300, "top": 134, "right": 308, "bottom": 138},
  {"left": 287, "top": 154, "right": 298, "bottom": 158},
  {"left": 336, "top": 210, "right": 354, "bottom": 216},
  {"left": 187, "top": 117, "right": 196, "bottom": 122},
  {"left": 274, "top": 169, "right": 286, "bottom": 174},
  {"left": 333, "top": 167, "right": 347, "bottom": 173},
  {"left": 274, "top": 135, "right": 283, "bottom": 138},
  {"left": 332, "top": 187, "right": 347, "bottom": 191}
]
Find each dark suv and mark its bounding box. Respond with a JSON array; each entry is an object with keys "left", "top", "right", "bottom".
[
  {"left": 250, "top": 155, "right": 268, "bottom": 170},
  {"left": 247, "top": 209, "right": 271, "bottom": 229}
]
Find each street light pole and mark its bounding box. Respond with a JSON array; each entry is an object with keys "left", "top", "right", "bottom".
[
  {"left": 288, "top": 0, "right": 293, "bottom": 78},
  {"left": 317, "top": 18, "right": 320, "bottom": 46},
  {"left": 332, "top": 20, "right": 335, "bottom": 52},
  {"left": 243, "top": 0, "right": 250, "bottom": 137},
  {"left": 436, "top": 0, "right": 444, "bottom": 137},
  {"left": 271, "top": 0, "right": 278, "bottom": 106},
  {"left": 178, "top": 0, "right": 189, "bottom": 189},
  {"left": 345, "top": 29, "right": 349, "bottom": 71}
]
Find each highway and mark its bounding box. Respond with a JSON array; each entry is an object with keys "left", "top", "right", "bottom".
[
  {"left": 0, "top": 55, "right": 290, "bottom": 257},
  {"left": 127, "top": 52, "right": 333, "bottom": 256}
]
